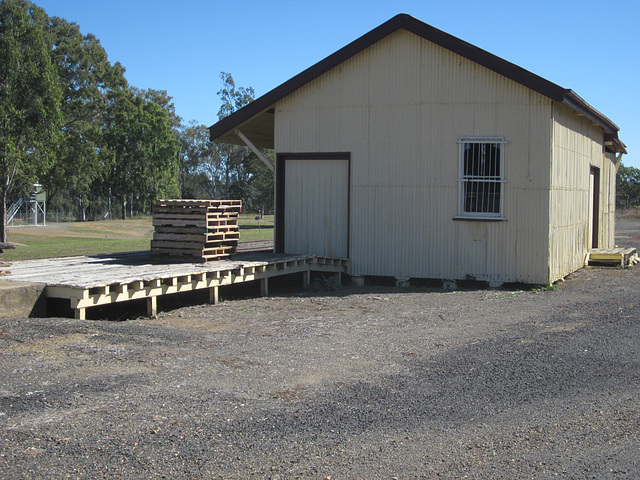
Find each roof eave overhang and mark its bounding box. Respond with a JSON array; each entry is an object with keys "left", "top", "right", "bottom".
[
  {"left": 562, "top": 91, "right": 626, "bottom": 154},
  {"left": 212, "top": 107, "right": 275, "bottom": 149},
  {"left": 604, "top": 134, "right": 628, "bottom": 155}
]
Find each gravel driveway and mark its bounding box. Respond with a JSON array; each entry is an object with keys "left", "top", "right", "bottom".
[{"left": 2, "top": 222, "right": 640, "bottom": 479}]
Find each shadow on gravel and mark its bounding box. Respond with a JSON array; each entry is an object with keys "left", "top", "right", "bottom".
[
  {"left": 232, "top": 310, "right": 638, "bottom": 434},
  {"left": 202, "top": 301, "right": 640, "bottom": 476}
]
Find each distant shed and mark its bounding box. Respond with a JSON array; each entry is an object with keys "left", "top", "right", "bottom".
[{"left": 209, "top": 14, "right": 626, "bottom": 285}]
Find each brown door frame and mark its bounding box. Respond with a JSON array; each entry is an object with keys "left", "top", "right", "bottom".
[
  {"left": 275, "top": 152, "right": 351, "bottom": 254},
  {"left": 590, "top": 165, "right": 600, "bottom": 249}
]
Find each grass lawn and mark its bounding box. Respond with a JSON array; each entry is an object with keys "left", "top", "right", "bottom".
[{"left": 3, "top": 214, "right": 274, "bottom": 261}]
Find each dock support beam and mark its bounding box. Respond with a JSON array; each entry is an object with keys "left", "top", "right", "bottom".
[
  {"left": 303, "top": 270, "right": 311, "bottom": 289},
  {"left": 209, "top": 286, "right": 219, "bottom": 305},
  {"left": 147, "top": 296, "right": 157, "bottom": 317},
  {"left": 260, "top": 278, "right": 269, "bottom": 297},
  {"left": 70, "top": 298, "right": 86, "bottom": 320}
]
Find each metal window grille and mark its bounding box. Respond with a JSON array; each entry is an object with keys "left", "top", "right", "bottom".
[{"left": 458, "top": 138, "right": 506, "bottom": 217}]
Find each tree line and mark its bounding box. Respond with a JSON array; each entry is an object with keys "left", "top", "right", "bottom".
[
  {"left": 0, "top": 0, "right": 272, "bottom": 242},
  {"left": 617, "top": 164, "right": 640, "bottom": 210}
]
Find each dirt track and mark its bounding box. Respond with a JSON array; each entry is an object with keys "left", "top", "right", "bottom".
[{"left": 1, "top": 222, "right": 640, "bottom": 479}]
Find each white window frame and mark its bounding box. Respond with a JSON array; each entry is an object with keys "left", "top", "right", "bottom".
[{"left": 456, "top": 137, "right": 507, "bottom": 220}]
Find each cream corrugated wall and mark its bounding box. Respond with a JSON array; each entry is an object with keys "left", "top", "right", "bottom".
[
  {"left": 275, "top": 29, "right": 558, "bottom": 283},
  {"left": 549, "top": 103, "right": 616, "bottom": 282}
]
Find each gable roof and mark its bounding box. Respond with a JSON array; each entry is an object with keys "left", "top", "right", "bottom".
[{"left": 209, "top": 13, "right": 626, "bottom": 154}]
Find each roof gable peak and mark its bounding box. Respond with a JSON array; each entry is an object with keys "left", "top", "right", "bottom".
[{"left": 209, "top": 13, "right": 623, "bottom": 152}]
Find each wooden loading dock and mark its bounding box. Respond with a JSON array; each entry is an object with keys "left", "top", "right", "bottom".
[{"left": 4, "top": 251, "right": 348, "bottom": 320}]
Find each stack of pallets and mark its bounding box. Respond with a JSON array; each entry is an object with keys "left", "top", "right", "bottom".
[{"left": 151, "top": 199, "right": 241, "bottom": 262}]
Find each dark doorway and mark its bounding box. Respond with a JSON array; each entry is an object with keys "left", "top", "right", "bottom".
[{"left": 589, "top": 166, "right": 600, "bottom": 249}]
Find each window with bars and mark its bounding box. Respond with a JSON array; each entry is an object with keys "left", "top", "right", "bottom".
[{"left": 458, "top": 137, "right": 506, "bottom": 218}]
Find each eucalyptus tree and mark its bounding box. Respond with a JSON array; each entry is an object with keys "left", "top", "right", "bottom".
[
  {"left": 136, "top": 88, "right": 183, "bottom": 130},
  {"left": 43, "top": 14, "right": 127, "bottom": 220},
  {"left": 178, "top": 121, "right": 216, "bottom": 199},
  {"left": 0, "top": 0, "right": 61, "bottom": 241},
  {"left": 103, "top": 87, "right": 180, "bottom": 218}
]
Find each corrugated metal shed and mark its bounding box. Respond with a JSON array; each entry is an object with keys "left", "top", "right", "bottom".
[{"left": 209, "top": 14, "right": 625, "bottom": 285}]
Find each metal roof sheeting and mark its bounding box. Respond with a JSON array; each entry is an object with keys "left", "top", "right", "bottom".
[{"left": 209, "top": 13, "right": 625, "bottom": 153}]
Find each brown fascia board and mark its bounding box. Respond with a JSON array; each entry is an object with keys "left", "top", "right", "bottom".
[
  {"left": 562, "top": 90, "right": 620, "bottom": 134},
  {"left": 562, "top": 90, "right": 625, "bottom": 153},
  {"left": 209, "top": 13, "right": 622, "bottom": 144}
]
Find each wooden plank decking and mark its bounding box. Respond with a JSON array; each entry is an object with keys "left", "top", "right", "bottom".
[
  {"left": 587, "top": 247, "right": 638, "bottom": 268},
  {"left": 4, "top": 250, "right": 348, "bottom": 320}
]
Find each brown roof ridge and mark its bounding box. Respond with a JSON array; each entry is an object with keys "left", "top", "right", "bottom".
[{"left": 209, "top": 13, "right": 623, "bottom": 148}]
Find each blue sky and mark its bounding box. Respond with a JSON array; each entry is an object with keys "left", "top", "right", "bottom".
[{"left": 35, "top": 0, "right": 639, "bottom": 167}]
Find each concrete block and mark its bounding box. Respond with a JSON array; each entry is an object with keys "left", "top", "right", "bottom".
[{"left": 0, "top": 281, "right": 47, "bottom": 318}]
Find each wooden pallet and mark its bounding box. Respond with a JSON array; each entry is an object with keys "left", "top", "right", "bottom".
[
  {"left": 153, "top": 232, "right": 240, "bottom": 242},
  {"left": 154, "top": 199, "right": 242, "bottom": 208},
  {"left": 151, "top": 199, "right": 241, "bottom": 262},
  {"left": 587, "top": 247, "right": 638, "bottom": 268}
]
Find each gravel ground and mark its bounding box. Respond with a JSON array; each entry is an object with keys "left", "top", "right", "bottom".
[{"left": 2, "top": 222, "right": 640, "bottom": 479}]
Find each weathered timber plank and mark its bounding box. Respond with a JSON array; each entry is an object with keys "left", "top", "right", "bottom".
[
  {"left": 206, "top": 224, "right": 237, "bottom": 231},
  {"left": 153, "top": 232, "right": 240, "bottom": 242},
  {"left": 153, "top": 205, "right": 210, "bottom": 213},
  {"left": 151, "top": 251, "right": 205, "bottom": 259},
  {"left": 154, "top": 226, "right": 208, "bottom": 235},
  {"left": 206, "top": 221, "right": 238, "bottom": 227},
  {"left": 156, "top": 199, "right": 241, "bottom": 205},
  {"left": 155, "top": 199, "right": 242, "bottom": 209},
  {"left": 202, "top": 246, "right": 235, "bottom": 255},
  {"left": 151, "top": 238, "right": 238, "bottom": 248},
  {"left": 153, "top": 213, "right": 208, "bottom": 221},
  {"left": 201, "top": 254, "right": 234, "bottom": 262},
  {"left": 152, "top": 218, "right": 207, "bottom": 228},
  {"left": 152, "top": 207, "right": 239, "bottom": 216},
  {"left": 590, "top": 247, "right": 636, "bottom": 254},
  {"left": 153, "top": 216, "right": 238, "bottom": 225},
  {"left": 151, "top": 240, "right": 206, "bottom": 250}
]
